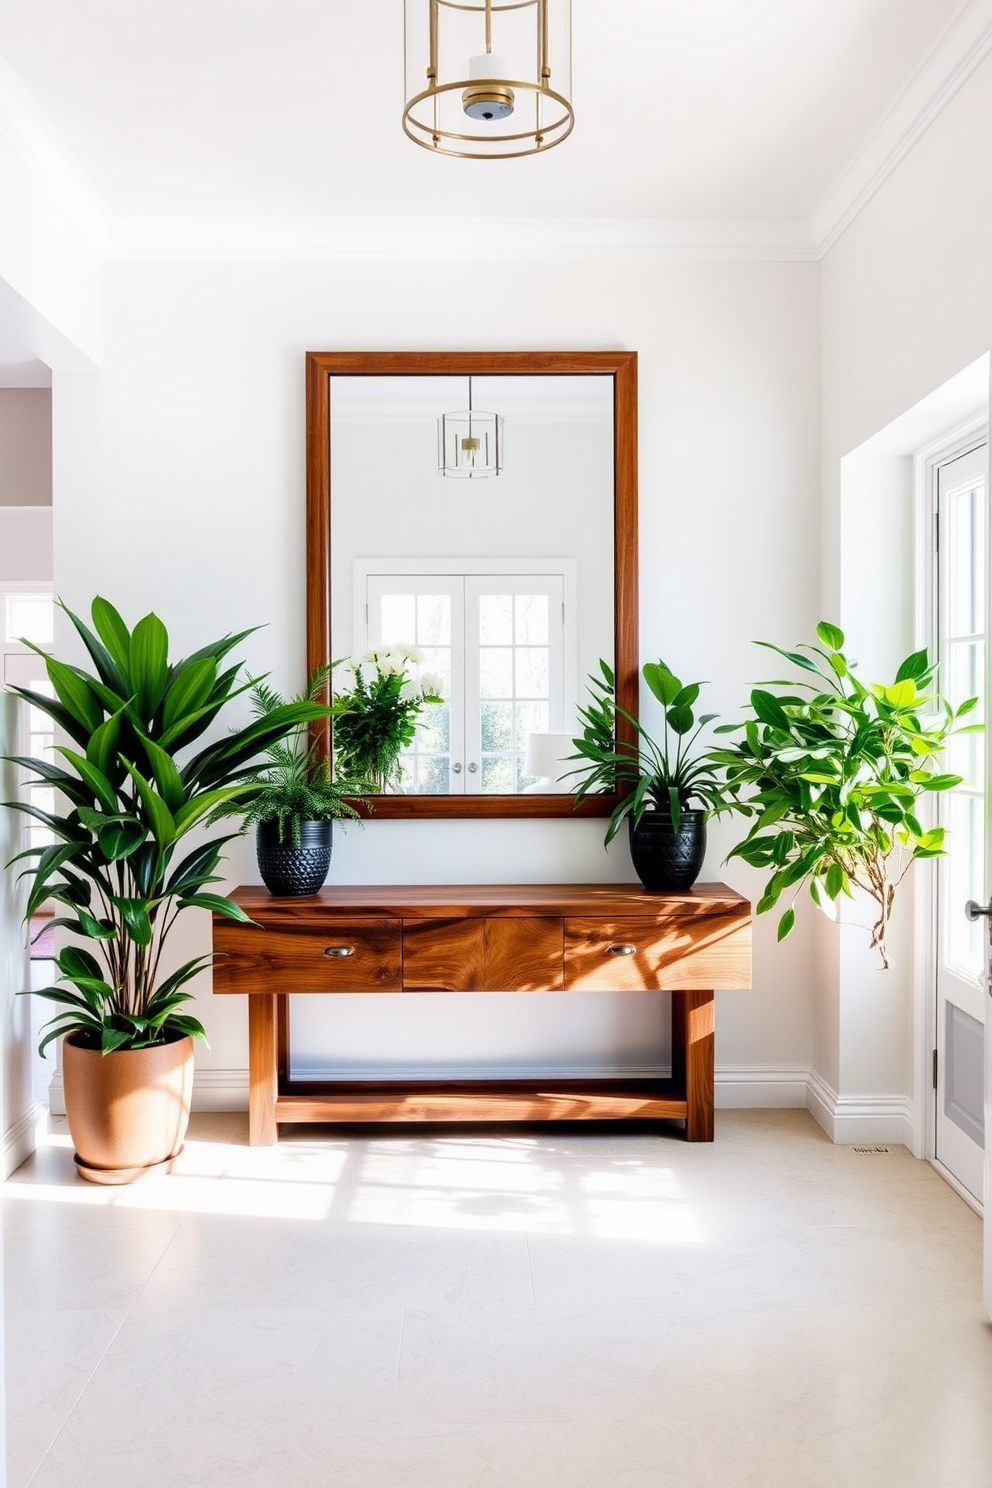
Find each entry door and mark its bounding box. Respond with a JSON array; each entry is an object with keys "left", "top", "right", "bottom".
[{"left": 934, "top": 444, "right": 988, "bottom": 1207}]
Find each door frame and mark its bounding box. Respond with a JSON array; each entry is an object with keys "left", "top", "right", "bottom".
[{"left": 912, "top": 415, "right": 988, "bottom": 1202}]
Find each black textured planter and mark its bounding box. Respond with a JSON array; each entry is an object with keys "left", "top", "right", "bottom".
[
  {"left": 256, "top": 819, "right": 332, "bottom": 897},
  {"left": 628, "top": 808, "right": 706, "bottom": 892}
]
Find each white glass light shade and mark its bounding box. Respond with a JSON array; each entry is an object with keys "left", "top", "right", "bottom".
[
  {"left": 403, "top": 0, "right": 573, "bottom": 160},
  {"left": 438, "top": 407, "right": 503, "bottom": 478},
  {"left": 523, "top": 731, "right": 577, "bottom": 791}
]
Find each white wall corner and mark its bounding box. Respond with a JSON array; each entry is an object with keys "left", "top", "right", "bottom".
[
  {"left": 806, "top": 1069, "right": 915, "bottom": 1147},
  {"left": 811, "top": 0, "right": 992, "bottom": 257}
]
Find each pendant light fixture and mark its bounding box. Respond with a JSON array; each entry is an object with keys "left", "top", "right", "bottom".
[
  {"left": 438, "top": 377, "right": 503, "bottom": 478},
  {"left": 403, "top": 0, "right": 573, "bottom": 160}
]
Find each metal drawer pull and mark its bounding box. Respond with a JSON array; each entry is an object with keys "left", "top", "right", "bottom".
[
  {"left": 605, "top": 943, "right": 637, "bottom": 956},
  {"left": 323, "top": 946, "right": 355, "bottom": 958}
]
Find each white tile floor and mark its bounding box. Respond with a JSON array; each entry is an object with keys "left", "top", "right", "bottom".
[{"left": 4, "top": 1109, "right": 991, "bottom": 1488}]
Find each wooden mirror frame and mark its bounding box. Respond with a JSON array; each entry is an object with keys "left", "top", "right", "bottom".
[{"left": 305, "top": 349, "right": 638, "bottom": 819}]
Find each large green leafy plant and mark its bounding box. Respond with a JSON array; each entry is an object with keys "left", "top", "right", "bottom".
[
  {"left": 569, "top": 658, "right": 737, "bottom": 844},
  {"left": 4, "top": 598, "right": 330, "bottom": 1054},
  {"left": 711, "top": 622, "right": 979, "bottom": 968}
]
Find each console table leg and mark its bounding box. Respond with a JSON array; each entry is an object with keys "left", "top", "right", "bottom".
[
  {"left": 672, "top": 989, "right": 715, "bottom": 1142},
  {"left": 247, "top": 994, "right": 278, "bottom": 1146}
]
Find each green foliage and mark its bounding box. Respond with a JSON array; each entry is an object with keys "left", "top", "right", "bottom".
[
  {"left": 568, "top": 658, "right": 738, "bottom": 846},
  {"left": 4, "top": 597, "right": 333, "bottom": 1054},
  {"left": 711, "top": 623, "right": 980, "bottom": 968},
  {"left": 221, "top": 665, "right": 371, "bottom": 844},
  {"left": 331, "top": 645, "right": 445, "bottom": 792}
]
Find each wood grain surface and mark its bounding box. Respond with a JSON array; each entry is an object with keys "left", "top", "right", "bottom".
[
  {"left": 564, "top": 914, "right": 751, "bottom": 991},
  {"left": 213, "top": 917, "right": 402, "bottom": 995},
  {"left": 401, "top": 916, "right": 564, "bottom": 991}
]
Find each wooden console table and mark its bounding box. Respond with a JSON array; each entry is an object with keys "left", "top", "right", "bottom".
[{"left": 212, "top": 883, "right": 751, "bottom": 1146}]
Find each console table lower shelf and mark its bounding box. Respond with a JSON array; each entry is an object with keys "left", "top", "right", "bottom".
[{"left": 213, "top": 883, "right": 752, "bottom": 1146}]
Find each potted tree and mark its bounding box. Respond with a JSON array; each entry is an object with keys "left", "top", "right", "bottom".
[
  {"left": 228, "top": 666, "right": 372, "bottom": 896},
  {"left": 569, "top": 658, "right": 736, "bottom": 890},
  {"left": 4, "top": 596, "right": 332, "bottom": 1182},
  {"left": 710, "top": 622, "right": 979, "bottom": 967}
]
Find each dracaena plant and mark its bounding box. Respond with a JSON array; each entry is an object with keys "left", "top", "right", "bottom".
[
  {"left": 568, "top": 658, "right": 737, "bottom": 845},
  {"left": 4, "top": 597, "right": 332, "bottom": 1055},
  {"left": 710, "top": 622, "right": 980, "bottom": 969}
]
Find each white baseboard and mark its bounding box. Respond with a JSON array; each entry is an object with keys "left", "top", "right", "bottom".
[
  {"left": 715, "top": 1065, "right": 809, "bottom": 1109},
  {"left": 806, "top": 1070, "right": 914, "bottom": 1146},
  {"left": 4, "top": 1100, "right": 45, "bottom": 1178},
  {"left": 45, "top": 1065, "right": 914, "bottom": 1144},
  {"left": 188, "top": 1068, "right": 253, "bottom": 1111},
  {"left": 190, "top": 1064, "right": 811, "bottom": 1115}
]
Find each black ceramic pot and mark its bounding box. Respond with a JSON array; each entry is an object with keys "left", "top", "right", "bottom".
[
  {"left": 628, "top": 808, "right": 706, "bottom": 892},
  {"left": 256, "top": 819, "right": 332, "bottom": 897}
]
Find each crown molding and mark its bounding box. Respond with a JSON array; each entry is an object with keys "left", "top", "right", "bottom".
[
  {"left": 811, "top": 0, "right": 992, "bottom": 258},
  {"left": 105, "top": 214, "right": 817, "bottom": 263},
  {"left": 0, "top": 53, "right": 110, "bottom": 252}
]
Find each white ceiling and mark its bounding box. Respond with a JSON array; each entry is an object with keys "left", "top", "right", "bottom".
[
  {"left": 0, "top": 0, "right": 987, "bottom": 382},
  {"left": 0, "top": 0, "right": 972, "bottom": 222}
]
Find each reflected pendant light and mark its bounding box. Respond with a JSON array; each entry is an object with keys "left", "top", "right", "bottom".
[
  {"left": 438, "top": 377, "right": 503, "bottom": 478},
  {"left": 403, "top": 0, "right": 573, "bottom": 160}
]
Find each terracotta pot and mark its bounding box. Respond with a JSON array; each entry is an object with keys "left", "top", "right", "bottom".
[{"left": 62, "top": 1033, "right": 194, "bottom": 1184}]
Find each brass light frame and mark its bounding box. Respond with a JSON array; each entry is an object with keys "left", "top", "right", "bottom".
[{"left": 403, "top": 0, "right": 573, "bottom": 160}]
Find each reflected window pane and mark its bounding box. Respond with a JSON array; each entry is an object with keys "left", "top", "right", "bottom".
[
  {"left": 516, "top": 700, "right": 549, "bottom": 743},
  {"left": 481, "top": 701, "right": 513, "bottom": 752},
  {"left": 417, "top": 594, "right": 451, "bottom": 646},
  {"left": 480, "top": 648, "right": 513, "bottom": 698},
  {"left": 515, "top": 594, "right": 549, "bottom": 645},
  {"left": 418, "top": 755, "right": 451, "bottom": 794},
  {"left": 479, "top": 595, "right": 512, "bottom": 645},
  {"left": 380, "top": 594, "right": 416, "bottom": 641},
  {"left": 515, "top": 648, "right": 549, "bottom": 698},
  {"left": 481, "top": 756, "right": 515, "bottom": 793}
]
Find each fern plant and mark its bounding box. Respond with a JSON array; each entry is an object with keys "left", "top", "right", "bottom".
[{"left": 224, "top": 665, "right": 372, "bottom": 845}]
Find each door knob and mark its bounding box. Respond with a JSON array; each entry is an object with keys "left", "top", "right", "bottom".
[{"left": 965, "top": 899, "right": 992, "bottom": 921}]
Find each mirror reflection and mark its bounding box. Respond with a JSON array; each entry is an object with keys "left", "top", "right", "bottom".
[{"left": 329, "top": 374, "right": 615, "bottom": 796}]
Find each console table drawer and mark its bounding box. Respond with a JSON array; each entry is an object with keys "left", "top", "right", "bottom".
[
  {"left": 213, "top": 918, "right": 402, "bottom": 994},
  {"left": 564, "top": 916, "right": 751, "bottom": 991},
  {"left": 402, "top": 916, "right": 564, "bottom": 992}
]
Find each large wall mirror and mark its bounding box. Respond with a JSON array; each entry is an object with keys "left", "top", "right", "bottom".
[{"left": 306, "top": 350, "right": 638, "bottom": 819}]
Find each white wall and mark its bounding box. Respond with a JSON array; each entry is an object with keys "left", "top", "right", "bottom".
[
  {"left": 0, "top": 390, "right": 51, "bottom": 506},
  {"left": 0, "top": 509, "right": 52, "bottom": 582},
  {"left": 0, "top": 74, "right": 102, "bottom": 370},
  {"left": 50, "top": 253, "right": 819, "bottom": 1103},
  {"left": 819, "top": 49, "right": 992, "bottom": 1140}
]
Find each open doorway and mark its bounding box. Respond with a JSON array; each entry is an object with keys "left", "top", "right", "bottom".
[{"left": 0, "top": 381, "right": 55, "bottom": 1165}]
